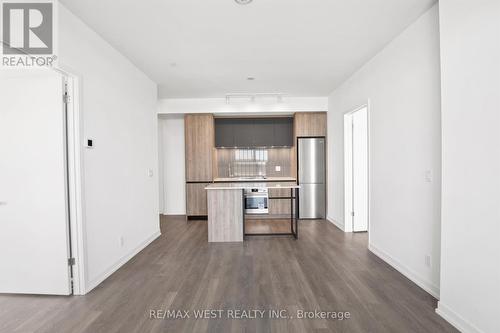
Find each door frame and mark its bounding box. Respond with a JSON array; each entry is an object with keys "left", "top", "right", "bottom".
[
  {"left": 55, "top": 66, "right": 87, "bottom": 295},
  {"left": 343, "top": 102, "right": 371, "bottom": 234}
]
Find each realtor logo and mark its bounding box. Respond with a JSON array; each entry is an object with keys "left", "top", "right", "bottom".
[
  {"left": 1, "top": 0, "right": 56, "bottom": 67},
  {"left": 2, "top": 2, "right": 53, "bottom": 54}
]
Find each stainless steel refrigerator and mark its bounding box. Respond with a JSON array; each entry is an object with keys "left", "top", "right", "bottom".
[{"left": 297, "top": 137, "right": 326, "bottom": 219}]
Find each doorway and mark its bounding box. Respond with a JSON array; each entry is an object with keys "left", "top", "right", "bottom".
[{"left": 344, "top": 105, "right": 369, "bottom": 233}]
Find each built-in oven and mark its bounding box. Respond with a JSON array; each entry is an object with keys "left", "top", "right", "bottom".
[{"left": 244, "top": 188, "right": 269, "bottom": 214}]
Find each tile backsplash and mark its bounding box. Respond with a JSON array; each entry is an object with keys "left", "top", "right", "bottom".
[{"left": 216, "top": 148, "right": 292, "bottom": 178}]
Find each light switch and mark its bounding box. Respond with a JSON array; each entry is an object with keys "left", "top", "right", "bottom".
[
  {"left": 425, "top": 170, "right": 433, "bottom": 183},
  {"left": 148, "top": 169, "right": 154, "bottom": 177},
  {"left": 425, "top": 254, "right": 432, "bottom": 267},
  {"left": 275, "top": 166, "right": 281, "bottom": 172}
]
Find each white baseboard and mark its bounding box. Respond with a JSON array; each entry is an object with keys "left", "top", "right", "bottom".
[
  {"left": 161, "top": 210, "right": 186, "bottom": 215},
  {"left": 83, "top": 230, "right": 161, "bottom": 294},
  {"left": 326, "top": 216, "right": 345, "bottom": 232},
  {"left": 368, "top": 243, "right": 440, "bottom": 299},
  {"left": 436, "top": 302, "right": 484, "bottom": 333}
]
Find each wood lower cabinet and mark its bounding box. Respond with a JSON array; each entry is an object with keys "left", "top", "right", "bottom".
[{"left": 186, "top": 183, "right": 210, "bottom": 217}]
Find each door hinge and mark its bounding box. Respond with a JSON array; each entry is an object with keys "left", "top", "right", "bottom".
[
  {"left": 68, "top": 257, "right": 75, "bottom": 266},
  {"left": 351, "top": 211, "right": 355, "bottom": 217},
  {"left": 63, "top": 94, "right": 71, "bottom": 104}
]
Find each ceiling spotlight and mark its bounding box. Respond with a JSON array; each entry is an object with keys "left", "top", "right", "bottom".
[{"left": 235, "top": 0, "right": 253, "bottom": 5}]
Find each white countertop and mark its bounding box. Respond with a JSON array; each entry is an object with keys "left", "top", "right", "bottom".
[
  {"left": 213, "top": 176, "right": 296, "bottom": 183},
  {"left": 206, "top": 182, "right": 300, "bottom": 190}
]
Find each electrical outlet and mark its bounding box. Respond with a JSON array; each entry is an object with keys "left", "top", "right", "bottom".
[
  {"left": 425, "top": 254, "right": 431, "bottom": 268},
  {"left": 119, "top": 236, "right": 124, "bottom": 247},
  {"left": 275, "top": 165, "right": 281, "bottom": 172}
]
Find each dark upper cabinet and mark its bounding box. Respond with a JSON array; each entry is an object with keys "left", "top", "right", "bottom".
[
  {"left": 214, "top": 118, "right": 235, "bottom": 147},
  {"left": 233, "top": 119, "right": 254, "bottom": 147},
  {"left": 215, "top": 117, "right": 293, "bottom": 148},
  {"left": 273, "top": 118, "right": 293, "bottom": 147},
  {"left": 253, "top": 119, "right": 275, "bottom": 147}
]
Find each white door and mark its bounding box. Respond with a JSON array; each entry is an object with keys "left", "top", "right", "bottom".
[
  {"left": 352, "top": 107, "right": 368, "bottom": 232},
  {"left": 0, "top": 70, "right": 72, "bottom": 295}
]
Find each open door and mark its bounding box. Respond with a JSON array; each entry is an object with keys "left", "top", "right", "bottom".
[
  {"left": 345, "top": 106, "right": 369, "bottom": 232},
  {"left": 351, "top": 107, "right": 368, "bottom": 232},
  {"left": 0, "top": 70, "right": 72, "bottom": 295}
]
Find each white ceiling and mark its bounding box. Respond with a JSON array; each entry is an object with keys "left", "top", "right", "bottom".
[{"left": 60, "top": 0, "right": 436, "bottom": 98}]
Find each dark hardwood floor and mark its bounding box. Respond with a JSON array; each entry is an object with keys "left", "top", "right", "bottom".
[{"left": 0, "top": 216, "right": 457, "bottom": 333}]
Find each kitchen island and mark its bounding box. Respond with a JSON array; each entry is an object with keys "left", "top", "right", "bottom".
[{"left": 205, "top": 182, "right": 300, "bottom": 242}]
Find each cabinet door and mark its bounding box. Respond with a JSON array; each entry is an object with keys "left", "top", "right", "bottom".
[
  {"left": 186, "top": 183, "right": 209, "bottom": 216},
  {"left": 185, "top": 114, "right": 214, "bottom": 181},
  {"left": 294, "top": 112, "right": 327, "bottom": 137},
  {"left": 215, "top": 118, "right": 235, "bottom": 148},
  {"left": 273, "top": 118, "right": 293, "bottom": 146},
  {"left": 253, "top": 119, "right": 275, "bottom": 147},
  {"left": 233, "top": 119, "right": 254, "bottom": 147}
]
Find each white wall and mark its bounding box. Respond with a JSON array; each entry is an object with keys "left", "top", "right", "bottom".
[
  {"left": 327, "top": 5, "right": 442, "bottom": 297},
  {"left": 158, "top": 96, "right": 327, "bottom": 114},
  {"left": 158, "top": 115, "right": 186, "bottom": 215},
  {"left": 437, "top": 1, "right": 500, "bottom": 332},
  {"left": 58, "top": 5, "right": 160, "bottom": 293}
]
